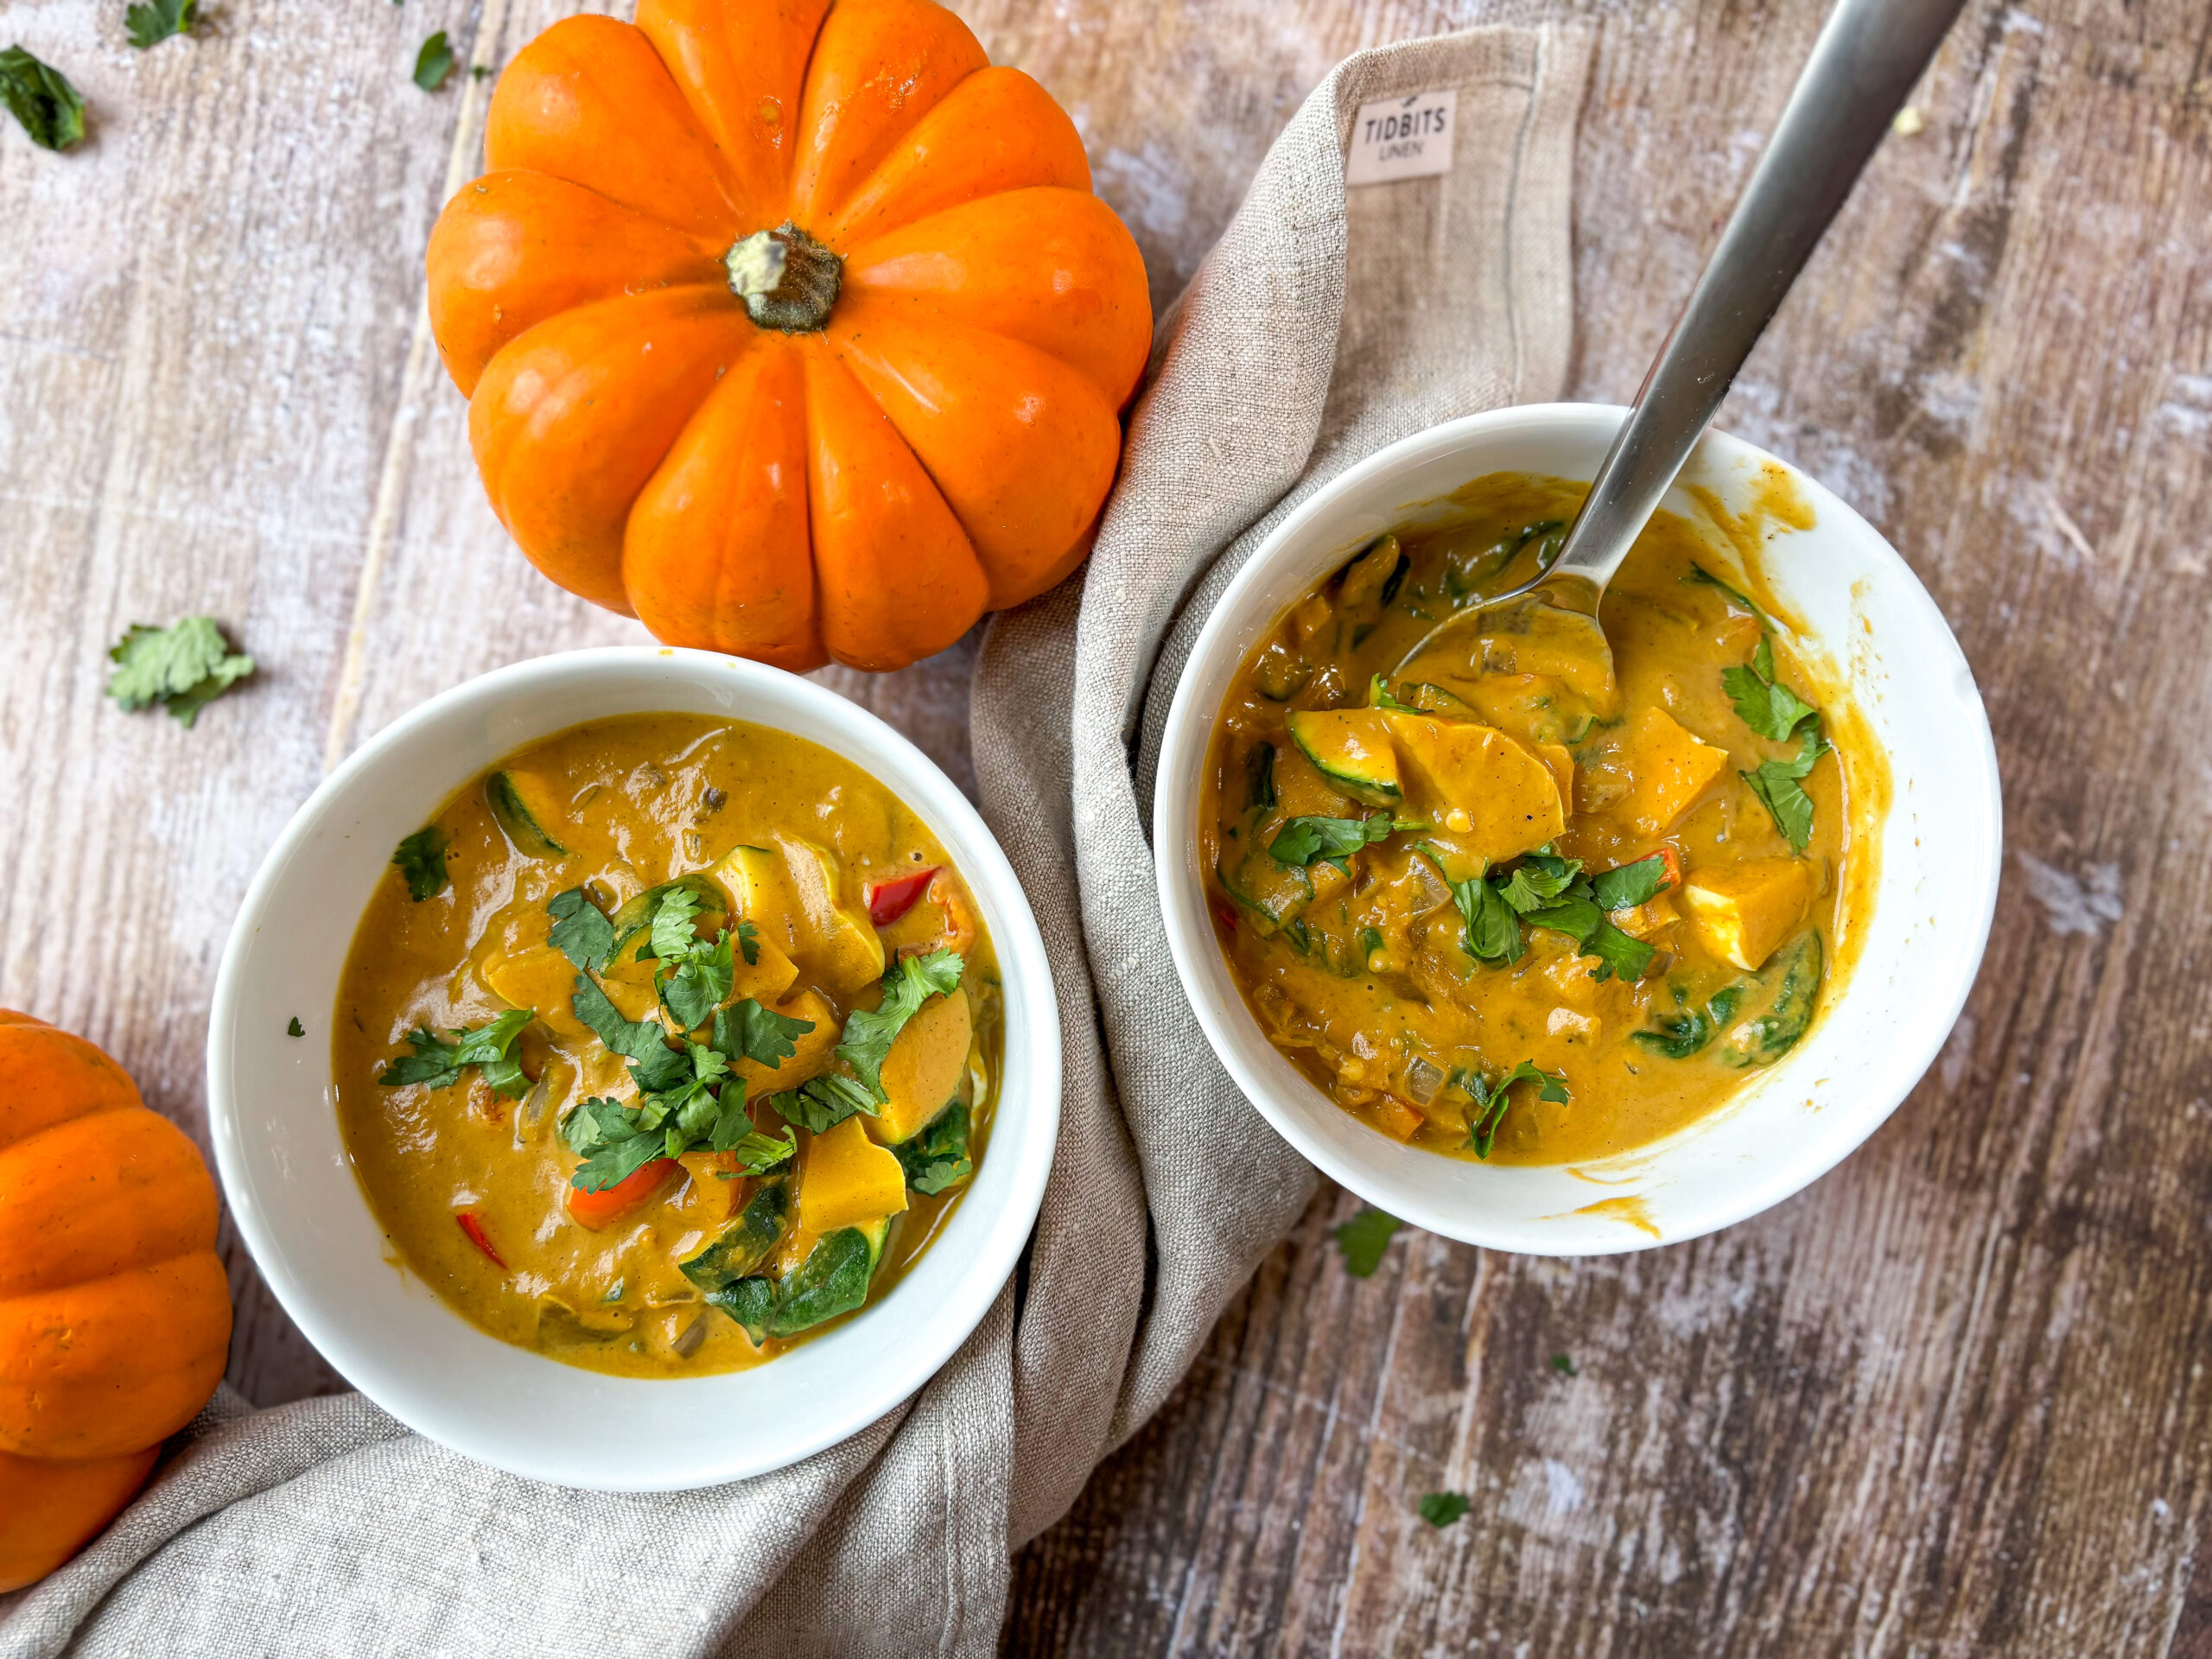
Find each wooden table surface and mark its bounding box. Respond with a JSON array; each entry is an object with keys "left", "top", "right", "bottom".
[{"left": 4, "top": 0, "right": 2208, "bottom": 1652}]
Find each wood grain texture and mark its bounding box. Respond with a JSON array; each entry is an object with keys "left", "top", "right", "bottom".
[{"left": 0, "top": 0, "right": 2204, "bottom": 1650}]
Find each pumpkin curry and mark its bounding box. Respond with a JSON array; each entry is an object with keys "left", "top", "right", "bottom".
[
  {"left": 1203, "top": 471, "right": 1883, "bottom": 1164},
  {"left": 333, "top": 714, "right": 995, "bottom": 1377}
]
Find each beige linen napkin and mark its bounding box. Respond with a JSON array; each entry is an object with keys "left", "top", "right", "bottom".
[{"left": 0, "top": 25, "right": 1586, "bottom": 1658}]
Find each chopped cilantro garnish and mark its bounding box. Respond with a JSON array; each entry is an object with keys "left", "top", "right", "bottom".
[
  {"left": 1723, "top": 635, "right": 1821, "bottom": 742},
  {"left": 392, "top": 826, "right": 449, "bottom": 902},
  {"left": 1462, "top": 1061, "right": 1568, "bottom": 1159},
  {"left": 378, "top": 1008, "right": 532, "bottom": 1097},
  {"left": 286, "top": 1016, "right": 304, "bottom": 1038},
  {"left": 105, "top": 617, "right": 254, "bottom": 726},
  {"left": 770, "top": 1072, "right": 880, "bottom": 1134},
  {"left": 1332, "top": 1206, "right": 1401, "bottom": 1277},
  {"left": 1268, "top": 814, "right": 1410, "bottom": 870},
  {"left": 1418, "top": 1491, "right": 1471, "bottom": 1528},
  {"left": 835, "top": 947, "right": 963, "bottom": 1100},
  {"left": 547, "top": 887, "right": 617, "bottom": 971},
  {"left": 124, "top": 0, "right": 196, "bottom": 48},
  {"left": 1449, "top": 849, "right": 1656, "bottom": 982},
  {"left": 569, "top": 975, "right": 689, "bottom": 1094},
  {"left": 1743, "top": 728, "right": 1827, "bottom": 852},
  {"left": 712, "top": 997, "right": 815, "bottom": 1071},
  {"left": 1590, "top": 853, "right": 1670, "bottom": 912},
  {"left": 893, "top": 1103, "right": 973, "bottom": 1195},
  {"left": 1686, "top": 562, "right": 1772, "bottom": 630},
  {"left": 1, "top": 46, "right": 84, "bottom": 150}
]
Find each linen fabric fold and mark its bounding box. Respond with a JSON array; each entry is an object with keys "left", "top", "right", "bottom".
[{"left": 0, "top": 24, "right": 1586, "bottom": 1658}]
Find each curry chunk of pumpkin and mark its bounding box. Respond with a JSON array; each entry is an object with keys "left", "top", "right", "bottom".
[
  {"left": 716, "top": 841, "right": 884, "bottom": 997},
  {"left": 1380, "top": 711, "right": 1563, "bottom": 864},
  {"left": 480, "top": 944, "right": 596, "bottom": 1043},
  {"left": 1678, "top": 857, "right": 1819, "bottom": 970},
  {"left": 1615, "top": 707, "right": 1730, "bottom": 836},
  {"left": 782, "top": 1116, "right": 907, "bottom": 1274},
  {"left": 871, "top": 989, "right": 972, "bottom": 1144}
]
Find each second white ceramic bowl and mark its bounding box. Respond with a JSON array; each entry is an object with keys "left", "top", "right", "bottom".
[
  {"left": 1155, "top": 404, "right": 1999, "bottom": 1255},
  {"left": 209, "top": 648, "right": 1059, "bottom": 1490}
]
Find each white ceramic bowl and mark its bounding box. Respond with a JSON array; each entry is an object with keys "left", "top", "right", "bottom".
[
  {"left": 209, "top": 648, "right": 1059, "bottom": 1490},
  {"left": 1155, "top": 404, "right": 1999, "bottom": 1255}
]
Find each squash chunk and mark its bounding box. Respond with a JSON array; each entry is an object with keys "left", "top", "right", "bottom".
[
  {"left": 1535, "top": 742, "right": 1575, "bottom": 815},
  {"left": 1286, "top": 709, "right": 1401, "bottom": 804},
  {"left": 872, "top": 989, "right": 972, "bottom": 1144},
  {"left": 1679, "top": 858, "right": 1818, "bottom": 970},
  {"left": 1617, "top": 708, "right": 1729, "bottom": 836},
  {"left": 779, "top": 838, "right": 887, "bottom": 997},
  {"left": 481, "top": 944, "right": 595, "bottom": 1042},
  {"left": 728, "top": 933, "right": 800, "bottom": 1007},
  {"left": 1380, "top": 712, "right": 1563, "bottom": 864},
  {"left": 733, "top": 988, "right": 839, "bottom": 1095},
  {"left": 786, "top": 1117, "right": 908, "bottom": 1271}
]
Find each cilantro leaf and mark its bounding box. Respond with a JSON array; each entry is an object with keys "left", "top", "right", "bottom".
[
  {"left": 649, "top": 886, "right": 705, "bottom": 964},
  {"left": 1332, "top": 1207, "right": 1401, "bottom": 1277},
  {"left": 1462, "top": 1060, "right": 1567, "bottom": 1158},
  {"left": 1367, "top": 673, "right": 1420, "bottom": 713},
  {"left": 1, "top": 46, "right": 84, "bottom": 150},
  {"left": 1520, "top": 888, "right": 1604, "bottom": 944},
  {"left": 569, "top": 975, "right": 689, "bottom": 1094},
  {"left": 893, "top": 1102, "right": 973, "bottom": 1195},
  {"left": 660, "top": 930, "right": 734, "bottom": 1032},
  {"left": 734, "top": 918, "right": 760, "bottom": 968},
  {"left": 547, "top": 887, "right": 617, "bottom": 971},
  {"left": 392, "top": 826, "right": 449, "bottom": 902},
  {"left": 1584, "top": 921, "right": 1656, "bottom": 984},
  {"left": 770, "top": 1073, "right": 880, "bottom": 1133},
  {"left": 1686, "top": 562, "right": 1771, "bottom": 629},
  {"left": 105, "top": 618, "right": 254, "bottom": 726},
  {"left": 563, "top": 1095, "right": 674, "bottom": 1192},
  {"left": 1550, "top": 1353, "right": 1580, "bottom": 1376},
  {"left": 1497, "top": 853, "right": 1582, "bottom": 913},
  {"left": 377, "top": 1007, "right": 532, "bottom": 1096},
  {"left": 1268, "top": 814, "right": 1405, "bottom": 869},
  {"left": 836, "top": 948, "right": 963, "bottom": 1100},
  {"left": 713, "top": 997, "right": 816, "bottom": 1071},
  {"left": 413, "top": 29, "right": 454, "bottom": 91},
  {"left": 1722, "top": 658, "right": 1821, "bottom": 742},
  {"left": 1742, "top": 728, "right": 1827, "bottom": 851},
  {"left": 721, "top": 1124, "right": 796, "bottom": 1171},
  {"left": 124, "top": 0, "right": 197, "bottom": 48},
  {"left": 286, "top": 1016, "right": 304, "bottom": 1038},
  {"left": 1418, "top": 1491, "right": 1471, "bottom": 1528},
  {"left": 1591, "top": 854, "right": 1670, "bottom": 912}
]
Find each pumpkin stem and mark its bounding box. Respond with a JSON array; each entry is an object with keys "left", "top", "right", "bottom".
[{"left": 726, "top": 222, "right": 842, "bottom": 334}]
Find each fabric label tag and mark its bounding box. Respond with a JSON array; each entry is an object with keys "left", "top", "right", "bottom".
[{"left": 1344, "top": 90, "right": 1458, "bottom": 186}]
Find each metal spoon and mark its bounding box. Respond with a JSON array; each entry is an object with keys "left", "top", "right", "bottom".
[{"left": 1393, "top": 0, "right": 1966, "bottom": 693}]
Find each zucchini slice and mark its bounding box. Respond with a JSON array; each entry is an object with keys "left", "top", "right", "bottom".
[
  {"left": 486, "top": 770, "right": 569, "bottom": 858},
  {"left": 1285, "top": 709, "right": 1402, "bottom": 804},
  {"left": 1217, "top": 851, "right": 1313, "bottom": 935},
  {"left": 677, "top": 1175, "right": 791, "bottom": 1292}
]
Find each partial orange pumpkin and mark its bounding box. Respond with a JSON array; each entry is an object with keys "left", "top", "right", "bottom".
[
  {"left": 427, "top": 0, "right": 1153, "bottom": 672},
  {"left": 0, "top": 1011, "right": 233, "bottom": 1592}
]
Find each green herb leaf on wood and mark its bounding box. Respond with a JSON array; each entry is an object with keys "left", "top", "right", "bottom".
[
  {"left": 124, "top": 0, "right": 197, "bottom": 49},
  {"left": 413, "top": 30, "right": 454, "bottom": 91},
  {"left": 105, "top": 618, "right": 255, "bottom": 726},
  {"left": 1, "top": 46, "right": 85, "bottom": 150},
  {"left": 1332, "top": 1206, "right": 1401, "bottom": 1277},
  {"left": 1418, "top": 1491, "right": 1471, "bottom": 1528}
]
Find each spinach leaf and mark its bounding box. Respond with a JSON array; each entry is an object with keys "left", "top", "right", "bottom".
[
  {"left": 1245, "top": 742, "right": 1277, "bottom": 812},
  {"left": 709, "top": 1228, "right": 877, "bottom": 1342},
  {"left": 893, "top": 1102, "right": 972, "bottom": 1194},
  {"left": 378, "top": 1007, "right": 532, "bottom": 1096},
  {"left": 1268, "top": 814, "right": 1403, "bottom": 870},
  {"left": 391, "top": 826, "right": 449, "bottom": 902},
  {"left": 1451, "top": 873, "right": 1523, "bottom": 964},
  {"left": 1462, "top": 1060, "right": 1568, "bottom": 1159},
  {"left": 1585, "top": 921, "right": 1657, "bottom": 985}
]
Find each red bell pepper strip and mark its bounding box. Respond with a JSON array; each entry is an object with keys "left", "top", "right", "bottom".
[
  {"left": 866, "top": 866, "right": 940, "bottom": 927},
  {"left": 1657, "top": 844, "right": 1683, "bottom": 893},
  {"left": 565, "top": 1157, "right": 679, "bottom": 1232},
  {"left": 455, "top": 1211, "right": 507, "bottom": 1269}
]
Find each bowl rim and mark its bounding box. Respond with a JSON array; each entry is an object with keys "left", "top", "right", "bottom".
[
  {"left": 1152, "top": 401, "right": 2001, "bottom": 1255},
  {"left": 207, "top": 645, "right": 1060, "bottom": 1489}
]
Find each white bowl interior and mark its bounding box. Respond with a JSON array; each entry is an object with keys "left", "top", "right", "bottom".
[
  {"left": 1155, "top": 404, "right": 1999, "bottom": 1254},
  {"left": 209, "top": 649, "right": 1059, "bottom": 1490}
]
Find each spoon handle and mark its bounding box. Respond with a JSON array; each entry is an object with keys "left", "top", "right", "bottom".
[{"left": 1548, "top": 0, "right": 1965, "bottom": 592}]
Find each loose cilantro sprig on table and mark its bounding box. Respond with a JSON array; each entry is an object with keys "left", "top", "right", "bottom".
[
  {"left": 105, "top": 617, "right": 255, "bottom": 727},
  {"left": 1418, "top": 1491, "right": 1471, "bottom": 1529},
  {"left": 1459, "top": 1060, "right": 1568, "bottom": 1159},
  {"left": 378, "top": 1008, "right": 532, "bottom": 1097},
  {"left": 412, "top": 30, "right": 454, "bottom": 91},
  {"left": 124, "top": 0, "right": 197, "bottom": 49},
  {"left": 1440, "top": 848, "right": 1666, "bottom": 983},
  {"left": 392, "top": 826, "right": 449, "bottom": 901},
  {"left": 1332, "top": 1207, "right": 1402, "bottom": 1277}
]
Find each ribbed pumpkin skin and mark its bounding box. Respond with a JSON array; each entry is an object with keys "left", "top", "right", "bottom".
[
  {"left": 0, "top": 1013, "right": 232, "bottom": 1592},
  {"left": 425, "top": 0, "right": 1152, "bottom": 672}
]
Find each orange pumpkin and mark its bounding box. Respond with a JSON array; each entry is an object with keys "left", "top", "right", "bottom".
[
  {"left": 0, "top": 1011, "right": 232, "bottom": 1592},
  {"left": 426, "top": 0, "right": 1153, "bottom": 672}
]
